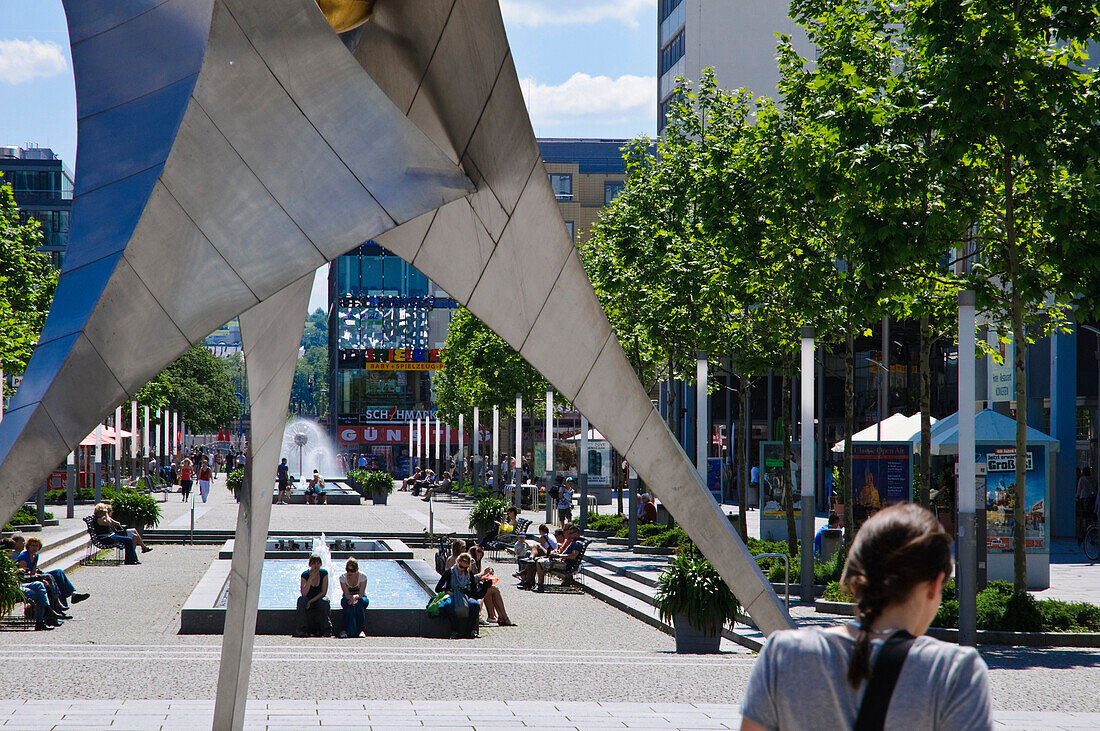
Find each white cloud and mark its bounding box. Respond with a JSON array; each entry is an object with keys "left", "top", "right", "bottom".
[
  {"left": 502, "top": 0, "right": 653, "bottom": 28},
  {"left": 0, "top": 39, "right": 67, "bottom": 85},
  {"left": 520, "top": 72, "right": 656, "bottom": 129}
]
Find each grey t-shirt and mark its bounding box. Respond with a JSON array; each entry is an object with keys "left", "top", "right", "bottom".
[{"left": 742, "top": 627, "right": 992, "bottom": 730}]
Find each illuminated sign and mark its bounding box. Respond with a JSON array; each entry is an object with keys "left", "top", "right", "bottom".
[
  {"left": 339, "top": 348, "right": 445, "bottom": 370},
  {"left": 338, "top": 295, "right": 459, "bottom": 309}
]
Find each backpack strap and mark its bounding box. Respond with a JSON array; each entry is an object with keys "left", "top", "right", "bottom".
[{"left": 853, "top": 630, "right": 916, "bottom": 731}]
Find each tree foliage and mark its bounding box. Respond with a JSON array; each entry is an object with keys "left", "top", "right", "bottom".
[
  {"left": 139, "top": 345, "right": 241, "bottom": 433},
  {"left": 0, "top": 176, "right": 56, "bottom": 375}
]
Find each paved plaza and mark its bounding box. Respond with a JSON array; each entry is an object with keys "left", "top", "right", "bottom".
[{"left": 6, "top": 476, "right": 1100, "bottom": 729}]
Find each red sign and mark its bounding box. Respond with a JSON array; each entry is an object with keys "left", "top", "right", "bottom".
[{"left": 48, "top": 470, "right": 66, "bottom": 491}]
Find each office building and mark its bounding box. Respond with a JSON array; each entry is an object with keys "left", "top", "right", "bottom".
[
  {"left": 658, "top": 0, "right": 812, "bottom": 133},
  {"left": 537, "top": 138, "right": 631, "bottom": 244},
  {"left": 0, "top": 145, "right": 73, "bottom": 268}
]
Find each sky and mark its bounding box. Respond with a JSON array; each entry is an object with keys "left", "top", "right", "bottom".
[{"left": 0, "top": 0, "right": 657, "bottom": 312}]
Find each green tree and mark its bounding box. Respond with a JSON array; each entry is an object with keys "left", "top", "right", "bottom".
[
  {"left": 290, "top": 345, "right": 329, "bottom": 417},
  {"left": 0, "top": 177, "right": 56, "bottom": 376},
  {"left": 301, "top": 308, "right": 327, "bottom": 350},
  {"left": 906, "top": 0, "right": 1100, "bottom": 590},
  {"left": 143, "top": 345, "right": 241, "bottom": 433}
]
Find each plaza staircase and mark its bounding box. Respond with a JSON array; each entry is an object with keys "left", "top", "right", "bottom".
[
  {"left": 28, "top": 520, "right": 91, "bottom": 575},
  {"left": 579, "top": 542, "right": 767, "bottom": 651}
]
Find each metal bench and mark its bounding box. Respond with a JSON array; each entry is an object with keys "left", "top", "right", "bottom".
[
  {"left": 544, "top": 540, "right": 588, "bottom": 593},
  {"left": 80, "top": 515, "right": 124, "bottom": 565},
  {"left": 486, "top": 518, "right": 532, "bottom": 560}
]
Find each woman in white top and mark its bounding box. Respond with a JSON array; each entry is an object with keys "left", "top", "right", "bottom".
[
  {"left": 741, "top": 503, "right": 992, "bottom": 730},
  {"left": 338, "top": 558, "right": 368, "bottom": 639}
]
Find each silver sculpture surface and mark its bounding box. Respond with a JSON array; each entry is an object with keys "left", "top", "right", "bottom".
[{"left": 0, "top": 2, "right": 792, "bottom": 728}]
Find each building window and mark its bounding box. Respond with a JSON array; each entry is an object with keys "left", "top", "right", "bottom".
[
  {"left": 604, "top": 182, "right": 624, "bottom": 205},
  {"left": 659, "top": 0, "right": 683, "bottom": 23},
  {"left": 660, "top": 30, "right": 685, "bottom": 76},
  {"left": 565, "top": 221, "right": 575, "bottom": 241},
  {"left": 549, "top": 173, "right": 573, "bottom": 200}
]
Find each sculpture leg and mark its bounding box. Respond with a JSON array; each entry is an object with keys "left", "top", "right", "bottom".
[{"left": 213, "top": 274, "right": 313, "bottom": 731}]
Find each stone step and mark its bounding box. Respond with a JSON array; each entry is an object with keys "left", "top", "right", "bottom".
[
  {"left": 35, "top": 523, "right": 92, "bottom": 574},
  {"left": 580, "top": 562, "right": 765, "bottom": 652}
]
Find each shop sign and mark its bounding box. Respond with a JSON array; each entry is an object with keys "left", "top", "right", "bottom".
[{"left": 339, "top": 348, "right": 445, "bottom": 370}]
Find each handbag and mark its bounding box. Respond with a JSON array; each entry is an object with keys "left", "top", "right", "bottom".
[
  {"left": 470, "top": 577, "right": 493, "bottom": 600},
  {"left": 425, "top": 591, "right": 447, "bottom": 616}
]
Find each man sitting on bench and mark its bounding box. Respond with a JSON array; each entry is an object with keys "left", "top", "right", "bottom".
[{"left": 519, "top": 524, "right": 583, "bottom": 591}]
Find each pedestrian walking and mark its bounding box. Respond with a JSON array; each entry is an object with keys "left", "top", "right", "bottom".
[{"left": 197, "top": 458, "right": 213, "bottom": 503}]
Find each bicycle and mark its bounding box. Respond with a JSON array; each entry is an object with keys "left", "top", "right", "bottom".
[{"left": 1084, "top": 521, "right": 1100, "bottom": 562}]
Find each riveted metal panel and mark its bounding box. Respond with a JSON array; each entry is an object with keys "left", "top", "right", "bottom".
[
  {"left": 464, "top": 54, "right": 538, "bottom": 216},
  {"left": 412, "top": 200, "right": 495, "bottom": 304},
  {"left": 520, "top": 252, "right": 612, "bottom": 402},
  {"left": 63, "top": 0, "right": 171, "bottom": 44},
  {"left": 193, "top": 3, "right": 392, "bottom": 258},
  {"left": 61, "top": 167, "right": 160, "bottom": 273},
  {"left": 73, "top": 74, "right": 194, "bottom": 197},
  {"left": 70, "top": 0, "right": 212, "bottom": 119},
  {"left": 573, "top": 337, "right": 653, "bottom": 454},
  {"left": 0, "top": 406, "right": 68, "bottom": 521},
  {"left": 41, "top": 334, "right": 127, "bottom": 446},
  {"left": 223, "top": 0, "right": 472, "bottom": 224},
  {"left": 34, "top": 255, "right": 120, "bottom": 349},
  {"left": 122, "top": 182, "right": 259, "bottom": 342},
  {"left": 162, "top": 101, "right": 326, "bottom": 300},
  {"left": 466, "top": 160, "right": 572, "bottom": 349}
]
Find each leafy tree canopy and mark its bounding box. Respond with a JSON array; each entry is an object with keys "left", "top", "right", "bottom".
[{"left": 0, "top": 177, "right": 56, "bottom": 374}]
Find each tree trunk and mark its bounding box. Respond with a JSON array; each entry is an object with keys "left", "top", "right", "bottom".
[
  {"left": 782, "top": 357, "right": 797, "bottom": 558},
  {"left": 919, "top": 315, "right": 932, "bottom": 508},
  {"left": 1004, "top": 151, "right": 1028, "bottom": 593},
  {"left": 844, "top": 325, "right": 855, "bottom": 547},
  {"left": 737, "top": 373, "right": 749, "bottom": 540}
]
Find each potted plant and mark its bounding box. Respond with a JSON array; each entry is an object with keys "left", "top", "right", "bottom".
[
  {"left": 345, "top": 468, "right": 369, "bottom": 497},
  {"left": 360, "top": 470, "right": 394, "bottom": 504},
  {"left": 654, "top": 548, "right": 740, "bottom": 654},
  {"left": 109, "top": 489, "right": 162, "bottom": 538},
  {"left": 226, "top": 467, "right": 245, "bottom": 502},
  {"left": 468, "top": 496, "right": 509, "bottom": 538}
]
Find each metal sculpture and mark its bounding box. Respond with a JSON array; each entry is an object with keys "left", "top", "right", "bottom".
[{"left": 0, "top": 2, "right": 793, "bottom": 728}]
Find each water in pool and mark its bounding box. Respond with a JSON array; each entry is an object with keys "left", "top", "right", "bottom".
[{"left": 220, "top": 560, "right": 429, "bottom": 609}]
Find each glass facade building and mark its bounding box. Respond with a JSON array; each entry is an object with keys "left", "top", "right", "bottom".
[
  {"left": 329, "top": 243, "right": 457, "bottom": 473},
  {"left": 0, "top": 145, "right": 73, "bottom": 268}
]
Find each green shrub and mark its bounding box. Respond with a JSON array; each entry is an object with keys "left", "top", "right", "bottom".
[
  {"left": 934, "top": 599, "right": 959, "bottom": 628},
  {"left": 641, "top": 526, "right": 693, "bottom": 549},
  {"left": 1038, "top": 600, "right": 1100, "bottom": 632},
  {"left": 655, "top": 549, "right": 741, "bottom": 636},
  {"left": 822, "top": 581, "right": 854, "bottom": 603},
  {"left": 110, "top": 490, "right": 162, "bottom": 531},
  {"left": 585, "top": 514, "right": 626, "bottom": 533},
  {"left": 468, "top": 496, "right": 510, "bottom": 534},
  {"left": 4, "top": 505, "right": 40, "bottom": 530},
  {"left": 0, "top": 554, "right": 24, "bottom": 615},
  {"left": 813, "top": 547, "right": 845, "bottom": 585}
]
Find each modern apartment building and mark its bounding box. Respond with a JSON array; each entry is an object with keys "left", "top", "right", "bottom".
[
  {"left": 537, "top": 138, "right": 630, "bottom": 244},
  {"left": 658, "top": 0, "right": 812, "bottom": 133},
  {"left": 0, "top": 145, "right": 73, "bottom": 268}
]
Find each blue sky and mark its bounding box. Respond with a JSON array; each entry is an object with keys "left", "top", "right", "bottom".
[{"left": 0, "top": 0, "right": 657, "bottom": 310}]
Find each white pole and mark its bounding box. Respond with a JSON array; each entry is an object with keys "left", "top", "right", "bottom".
[
  {"left": 493, "top": 405, "right": 500, "bottom": 468},
  {"left": 94, "top": 423, "right": 103, "bottom": 500},
  {"left": 172, "top": 410, "right": 178, "bottom": 458},
  {"left": 545, "top": 390, "right": 554, "bottom": 474},
  {"left": 800, "top": 327, "right": 816, "bottom": 603},
  {"left": 115, "top": 405, "right": 123, "bottom": 484},
  {"left": 445, "top": 416, "right": 451, "bottom": 467},
  {"left": 143, "top": 405, "right": 151, "bottom": 460},
  {"left": 696, "top": 351, "right": 707, "bottom": 479},
  {"left": 408, "top": 419, "right": 414, "bottom": 475},
  {"left": 515, "top": 393, "right": 522, "bottom": 509},
  {"left": 130, "top": 401, "right": 138, "bottom": 459},
  {"left": 579, "top": 416, "right": 589, "bottom": 529},
  {"left": 434, "top": 416, "right": 441, "bottom": 472},
  {"left": 473, "top": 406, "right": 480, "bottom": 489},
  {"left": 162, "top": 409, "right": 169, "bottom": 460},
  {"left": 458, "top": 413, "right": 464, "bottom": 461},
  {"left": 958, "top": 291, "right": 977, "bottom": 647}
]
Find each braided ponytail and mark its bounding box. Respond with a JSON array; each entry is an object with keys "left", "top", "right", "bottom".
[{"left": 840, "top": 504, "right": 953, "bottom": 688}]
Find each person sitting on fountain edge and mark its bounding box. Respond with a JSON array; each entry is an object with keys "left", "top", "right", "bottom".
[
  {"left": 295, "top": 554, "right": 330, "bottom": 637},
  {"left": 306, "top": 469, "right": 327, "bottom": 504}
]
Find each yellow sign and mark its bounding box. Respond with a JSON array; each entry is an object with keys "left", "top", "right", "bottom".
[{"left": 362, "top": 362, "right": 444, "bottom": 371}]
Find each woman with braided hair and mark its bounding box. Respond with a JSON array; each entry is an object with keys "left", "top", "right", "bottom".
[{"left": 740, "top": 504, "right": 992, "bottom": 730}]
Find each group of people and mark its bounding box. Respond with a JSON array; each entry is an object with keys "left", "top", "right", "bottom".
[
  {"left": 146, "top": 445, "right": 237, "bottom": 503},
  {"left": 91, "top": 501, "right": 153, "bottom": 564},
  {"left": 294, "top": 555, "right": 369, "bottom": 638},
  {"left": 5, "top": 534, "right": 90, "bottom": 631},
  {"left": 400, "top": 468, "right": 453, "bottom": 501},
  {"left": 438, "top": 539, "right": 515, "bottom": 638},
  {"left": 276, "top": 460, "right": 329, "bottom": 504},
  {"left": 477, "top": 506, "right": 586, "bottom": 592}
]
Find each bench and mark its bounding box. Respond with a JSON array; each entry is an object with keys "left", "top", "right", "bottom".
[
  {"left": 80, "top": 515, "right": 124, "bottom": 565},
  {"left": 543, "top": 540, "right": 588, "bottom": 593},
  {"left": 486, "top": 518, "right": 532, "bottom": 560}
]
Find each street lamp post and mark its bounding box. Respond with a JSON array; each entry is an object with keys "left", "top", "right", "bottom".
[
  {"left": 800, "top": 327, "right": 816, "bottom": 604},
  {"left": 958, "top": 291, "right": 978, "bottom": 647}
]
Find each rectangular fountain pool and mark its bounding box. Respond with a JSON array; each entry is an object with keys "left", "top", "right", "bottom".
[{"left": 215, "top": 559, "right": 429, "bottom": 610}]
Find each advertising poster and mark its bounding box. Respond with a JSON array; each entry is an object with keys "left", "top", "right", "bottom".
[
  {"left": 707, "top": 457, "right": 723, "bottom": 503},
  {"left": 981, "top": 445, "right": 1047, "bottom": 553},
  {"left": 587, "top": 441, "right": 612, "bottom": 486},
  {"left": 759, "top": 442, "right": 801, "bottom": 518},
  {"left": 851, "top": 443, "right": 912, "bottom": 510}
]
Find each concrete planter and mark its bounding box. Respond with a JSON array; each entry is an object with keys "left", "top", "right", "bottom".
[
  {"left": 634, "top": 545, "right": 676, "bottom": 556},
  {"left": 372, "top": 492, "right": 389, "bottom": 505},
  {"left": 672, "top": 615, "right": 722, "bottom": 654}
]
